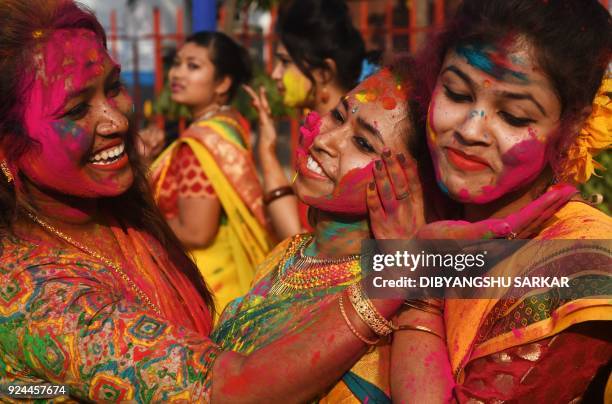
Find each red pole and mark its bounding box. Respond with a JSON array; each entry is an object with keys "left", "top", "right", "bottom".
[
  {"left": 110, "top": 9, "right": 118, "bottom": 61},
  {"left": 435, "top": 0, "right": 445, "bottom": 27},
  {"left": 409, "top": 0, "right": 418, "bottom": 53},
  {"left": 176, "top": 7, "right": 186, "bottom": 133},
  {"left": 176, "top": 7, "right": 184, "bottom": 42},
  {"left": 132, "top": 39, "right": 141, "bottom": 128},
  {"left": 360, "top": 1, "right": 369, "bottom": 45},
  {"left": 153, "top": 7, "right": 164, "bottom": 129},
  {"left": 242, "top": 6, "right": 250, "bottom": 48},
  {"left": 385, "top": 1, "right": 393, "bottom": 54}
]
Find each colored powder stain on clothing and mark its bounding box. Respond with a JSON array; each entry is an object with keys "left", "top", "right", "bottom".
[
  {"left": 456, "top": 45, "right": 529, "bottom": 84},
  {"left": 310, "top": 351, "right": 321, "bottom": 367}
]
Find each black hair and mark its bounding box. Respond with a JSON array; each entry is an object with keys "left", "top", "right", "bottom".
[
  {"left": 277, "top": 0, "right": 377, "bottom": 91},
  {"left": 185, "top": 31, "right": 253, "bottom": 101},
  {"left": 416, "top": 0, "right": 611, "bottom": 121},
  {"left": 0, "top": 0, "right": 215, "bottom": 314},
  {"left": 414, "top": 0, "right": 611, "bottom": 177}
]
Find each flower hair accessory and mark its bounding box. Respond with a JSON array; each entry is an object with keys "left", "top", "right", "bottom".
[
  {"left": 358, "top": 59, "right": 380, "bottom": 83},
  {"left": 558, "top": 75, "right": 611, "bottom": 183}
]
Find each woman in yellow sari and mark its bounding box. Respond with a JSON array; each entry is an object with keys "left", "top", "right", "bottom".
[
  {"left": 150, "top": 32, "right": 271, "bottom": 312},
  {"left": 374, "top": 0, "right": 612, "bottom": 401}
]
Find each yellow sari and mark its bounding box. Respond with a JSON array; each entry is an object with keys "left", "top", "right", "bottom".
[
  {"left": 446, "top": 201, "right": 612, "bottom": 392},
  {"left": 151, "top": 112, "right": 271, "bottom": 312}
]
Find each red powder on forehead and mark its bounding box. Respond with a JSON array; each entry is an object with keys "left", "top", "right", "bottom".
[
  {"left": 355, "top": 67, "right": 409, "bottom": 107},
  {"left": 381, "top": 97, "right": 397, "bottom": 110}
]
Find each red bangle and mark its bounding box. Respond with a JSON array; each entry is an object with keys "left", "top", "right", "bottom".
[{"left": 264, "top": 186, "right": 294, "bottom": 205}]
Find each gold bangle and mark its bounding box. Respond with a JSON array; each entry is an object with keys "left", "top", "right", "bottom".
[
  {"left": 395, "top": 323, "right": 444, "bottom": 340},
  {"left": 339, "top": 295, "right": 379, "bottom": 345},
  {"left": 403, "top": 299, "right": 444, "bottom": 315},
  {"left": 347, "top": 284, "right": 397, "bottom": 336}
]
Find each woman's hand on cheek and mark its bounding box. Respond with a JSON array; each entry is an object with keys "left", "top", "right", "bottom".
[
  {"left": 367, "top": 150, "right": 425, "bottom": 240},
  {"left": 417, "top": 183, "right": 578, "bottom": 240}
]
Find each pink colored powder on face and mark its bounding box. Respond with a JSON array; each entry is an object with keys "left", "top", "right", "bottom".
[
  {"left": 458, "top": 188, "right": 470, "bottom": 200},
  {"left": 302, "top": 161, "right": 375, "bottom": 215},
  {"left": 469, "top": 137, "right": 547, "bottom": 203},
  {"left": 299, "top": 111, "right": 322, "bottom": 149},
  {"left": 18, "top": 29, "right": 133, "bottom": 198}
]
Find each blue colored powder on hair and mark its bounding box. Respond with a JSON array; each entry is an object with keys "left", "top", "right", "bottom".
[
  {"left": 456, "top": 44, "right": 529, "bottom": 83},
  {"left": 437, "top": 180, "right": 449, "bottom": 195}
]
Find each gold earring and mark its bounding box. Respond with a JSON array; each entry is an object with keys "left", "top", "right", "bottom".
[
  {"left": 291, "top": 171, "right": 298, "bottom": 184},
  {"left": 1, "top": 160, "right": 13, "bottom": 183}
]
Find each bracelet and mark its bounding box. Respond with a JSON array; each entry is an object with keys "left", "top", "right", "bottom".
[
  {"left": 339, "top": 295, "right": 379, "bottom": 345},
  {"left": 347, "top": 284, "right": 397, "bottom": 336},
  {"left": 263, "top": 186, "right": 294, "bottom": 205},
  {"left": 403, "top": 299, "right": 444, "bottom": 315},
  {"left": 395, "top": 324, "right": 444, "bottom": 340}
]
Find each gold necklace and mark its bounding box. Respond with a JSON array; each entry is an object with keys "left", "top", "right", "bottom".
[
  {"left": 270, "top": 235, "right": 361, "bottom": 296},
  {"left": 25, "top": 210, "right": 162, "bottom": 316}
]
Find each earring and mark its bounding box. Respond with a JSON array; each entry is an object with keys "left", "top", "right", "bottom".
[
  {"left": 1, "top": 160, "right": 14, "bottom": 183},
  {"left": 321, "top": 87, "right": 330, "bottom": 104},
  {"left": 291, "top": 171, "right": 298, "bottom": 184}
]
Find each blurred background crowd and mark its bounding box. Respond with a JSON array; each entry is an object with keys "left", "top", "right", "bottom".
[{"left": 79, "top": 0, "right": 611, "bottom": 213}]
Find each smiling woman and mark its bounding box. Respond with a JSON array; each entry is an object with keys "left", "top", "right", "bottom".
[
  {"left": 19, "top": 29, "right": 134, "bottom": 200},
  {"left": 212, "top": 66, "right": 425, "bottom": 402},
  {"left": 381, "top": 0, "right": 612, "bottom": 401},
  {"left": 0, "top": 1, "right": 415, "bottom": 401}
]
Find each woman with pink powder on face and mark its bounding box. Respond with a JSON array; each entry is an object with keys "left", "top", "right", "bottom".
[
  {"left": 212, "top": 63, "right": 576, "bottom": 402},
  {"left": 371, "top": 0, "right": 611, "bottom": 402},
  {"left": 0, "top": 1, "right": 584, "bottom": 402},
  {"left": 0, "top": 1, "right": 417, "bottom": 401}
]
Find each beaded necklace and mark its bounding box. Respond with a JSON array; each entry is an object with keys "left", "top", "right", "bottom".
[{"left": 269, "top": 234, "right": 361, "bottom": 296}]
